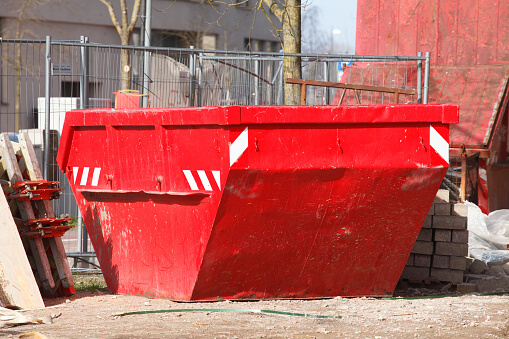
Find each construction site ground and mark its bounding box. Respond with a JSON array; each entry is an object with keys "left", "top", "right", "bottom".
[{"left": 2, "top": 275, "right": 509, "bottom": 338}]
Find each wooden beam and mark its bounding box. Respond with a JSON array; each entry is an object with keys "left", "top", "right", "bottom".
[
  {"left": 17, "top": 133, "right": 74, "bottom": 289},
  {"left": 301, "top": 83, "right": 307, "bottom": 105},
  {"left": 286, "top": 78, "right": 416, "bottom": 95},
  {"left": 0, "top": 192, "right": 45, "bottom": 309}
]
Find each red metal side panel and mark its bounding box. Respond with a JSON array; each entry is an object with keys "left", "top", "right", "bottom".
[
  {"left": 240, "top": 105, "right": 457, "bottom": 125},
  {"left": 456, "top": 1, "right": 478, "bottom": 65},
  {"left": 190, "top": 120, "right": 450, "bottom": 299},
  {"left": 497, "top": 1, "right": 509, "bottom": 61},
  {"left": 337, "top": 64, "right": 509, "bottom": 148},
  {"left": 356, "top": 0, "right": 506, "bottom": 65},
  {"left": 378, "top": 0, "right": 399, "bottom": 56},
  {"left": 437, "top": 0, "right": 458, "bottom": 65},
  {"left": 477, "top": 1, "right": 498, "bottom": 64},
  {"left": 397, "top": 0, "right": 418, "bottom": 56},
  {"left": 355, "top": 0, "right": 379, "bottom": 55},
  {"left": 57, "top": 105, "right": 457, "bottom": 300},
  {"left": 416, "top": 1, "right": 437, "bottom": 61}
]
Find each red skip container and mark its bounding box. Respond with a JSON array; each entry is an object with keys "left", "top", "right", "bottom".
[{"left": 57, "top": 104, "right": 458, "bottom": 300}]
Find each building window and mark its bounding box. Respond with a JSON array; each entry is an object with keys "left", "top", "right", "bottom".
[
  {"left": 244, "top": 38, "right": 280, "bottom": 52},
  {"left": 152, "top": 30, "right": 198, "bottom": 48}
]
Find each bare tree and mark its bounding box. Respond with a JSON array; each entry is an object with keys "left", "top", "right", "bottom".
[
  {"left": 207, "top": 0, "right": 303, "bottom": 105},
  {"left": 99, "top": 0, "right": 141, "bottom": 90},
  {"left": 2, "top": 0, "right": 49, "bottom": 132}
]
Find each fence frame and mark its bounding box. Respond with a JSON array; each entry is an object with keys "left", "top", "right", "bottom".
[{"left": 0, "top": 36, "right": 431, "bottom": 263}]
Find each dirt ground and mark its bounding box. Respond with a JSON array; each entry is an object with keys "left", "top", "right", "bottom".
[{"left": 2, "top": 276, "right": 509, "bottom": 339}]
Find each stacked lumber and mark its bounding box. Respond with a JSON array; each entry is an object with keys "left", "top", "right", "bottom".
[
  {"left": 0, "top": 133, "right": 74, "bottom": 308},
  {"left": 400, "top": 189, "right": 468, "bottom": 284}
]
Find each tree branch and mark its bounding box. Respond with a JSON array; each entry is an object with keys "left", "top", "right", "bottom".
[
  {"left": 120, "top": 0, "right": 128, "bottom": 32},
  {"left": 99, "top": 0, "right": 122, "bottom": 36},
  {"left": 127, "top": 0, "right": 141, "bottom": 33},
  {"left": 261, "top": 0, "right": 282, "bottom": 22}
]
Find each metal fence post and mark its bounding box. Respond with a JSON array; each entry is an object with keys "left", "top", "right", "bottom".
[
  {"left": 324, "top": 61, "right": 329, "bottom": 104},
  {"left": 279, "top": 60, "right": 284, "bottom": 105},
  {"left": 80, "top": 36, "right": 89, "bottom": 109},
  {"left": 254, "top": 58, "right": 260, "bottom": 105},
  {"left": 198, "top": 52, "right": 203, "bottom": 107},
  {"left": 142, "top": 0, "right": 152, "bottom": 108},
  {"left": 189, "top": 46, "right": 195, "bottom": 107},
  {"left": 44, "top": 36, "right": 51, "bottom": 180},
  {"left": 423, "top": 52, "right": 430, "bottom": 104},
  {"left": 78, "top": 35, "right": 90, "bottom": 254},
  {"left": 417, "top": 52, "right": 422, "bottom": 104}
]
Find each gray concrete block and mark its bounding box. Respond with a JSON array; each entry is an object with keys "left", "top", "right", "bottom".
[
  {"left": 416, "top": 228, "right": 433, "bottom": 242},
  {"left": 452, "top": 203, "right": 468, "bottom": 217},
  {"left": 449, "top": 256, "right": 467, "bottom": 271},
  {"left": 422, "top": 215, "right": 432, "bottom": 228},
  {"left": 468, "top": 259, "right": 489, "bottom": 275},
  {"left": 434, "top": 189, "right": 450, "bottom": 203},
  {"left": 427, "top": 205, "right": 435, "bottom": 216},
  {"left": 452, "top": 230, "right": 468, "bottom": 244},
  {"left": 469, "top": 276, "right": 509, "bottom": 293},
  {"left": 434, "top": 203, "right": 452, "bottom": 216},
  {"left": 432, "top": 215, "right": 467, "bottom": 230},
  {"left": 430, "top": 268, "right": 464, "bottom": 283},
  {"left": 400, "top": 266, "right": 430, "bottom": 281},
  {"left": 406, "top": 253, "right": 414, "bottom": 266},
  {"left": 432, "top": 255, "right": 450, "bottom": 269},
  {"left": 414, "top": 254, "right": 432, "bottom": 267},
  {"left": 433, "top": 229, "right": 452, "bottom": 242},
  {"left": 486, "top": 266, "right": 507, "bottom": 278},
  {"left": 434, "top": 242, "right": 469, "bottom": 257},
  {"left": 465, "top": 257, "right": 474, "bottom": 270},
  {"left": 411, "top": 241, "right": 434, "bottom": 255},
  {"left": 457, "top": 283, "right": 476, "bottom": 294}
]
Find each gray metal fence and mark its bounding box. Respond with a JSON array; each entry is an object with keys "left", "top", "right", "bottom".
[{"left": 0, "top": 36, "right": 430, "bottom": 265}]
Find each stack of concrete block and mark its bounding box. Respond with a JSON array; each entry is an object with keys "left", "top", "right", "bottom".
[{"left": 400, "top": 189, "right": 469, "bottom": 284}]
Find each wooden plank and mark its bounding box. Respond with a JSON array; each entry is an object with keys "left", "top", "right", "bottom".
[
  {"left": 0, "top": 133, "right": 55, "bottom": 293},
  {"left": 28, "top": 238, "right": 55, "bottom": 291},
  {"left": 17, "top": 132, "right": 74, "bottom": 288},
  {"left": 0, "top": 134, "right": 35, "bottom": 222},
  {"left": 0, "top": 192, "right": 45, "bottom": 309},
  {"left": 300, "top": 84, "right": 307, "bottom": 105},
  {"left": 286, "top": 78, "right": 416, "bottom": 95},
  {"left": 48, "top": 238, "right": 74, "bottom": 288}
]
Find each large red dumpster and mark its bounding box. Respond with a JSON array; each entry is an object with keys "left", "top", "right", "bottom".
[{"left": 57, "top": 104, "right": 458, "bottom": 300}]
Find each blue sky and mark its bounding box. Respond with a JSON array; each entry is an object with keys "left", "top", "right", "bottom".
[{"left": 303, "top": 0, "right": 357, "bottom": 53}]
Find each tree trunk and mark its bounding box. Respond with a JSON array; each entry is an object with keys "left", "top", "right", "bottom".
[
  {"left": 262, "top": 0, "right": 302, "bottom": 105},
  {"left": 120, "top": 33, "right": 130, "bottom": 90},
  {"left": 281, "top": 0, "right": 301, "bottom": 105}
]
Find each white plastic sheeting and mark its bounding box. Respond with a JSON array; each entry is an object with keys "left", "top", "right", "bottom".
[{"left": 466, "top": 201, "right": 509, "bottom": 265}]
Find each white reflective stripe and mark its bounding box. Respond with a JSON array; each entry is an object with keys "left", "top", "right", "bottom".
[
  {"left": 197, "top": 170, "right": 212, "bottom": 191},
  {"left": 91, "top": 168, "right": 101, "bottom": 186},
  {"left": 430, "top": 126, "right": 449, "bottom": 164},
  {"left": 80, "top": 167, "right": 90, "bottom": 185},
  {"left": 73, "top": 167, "right": 79, "bottom": 184},
  {"left": 183, "top": 170, "right": 199, "bottom": 190},
  {"left": 212, "top": 170, "right": 221, "bottom": 190},
  {"left": 229, "top": 127, "right": 248, "bottom": 167}
]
